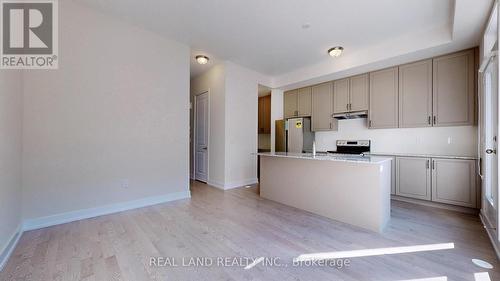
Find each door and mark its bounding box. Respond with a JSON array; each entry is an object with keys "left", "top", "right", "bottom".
[
  {"left": 333, "top": 78, "right": 350, "bottom": 113},
  {"left": 481, "top": 52, "right": 498, "bottom": 231},
  {"left": 396, "top": 157, "right": 432, "bottom": 200},
  {"left": 312, "top": 82, "right": 336, "bottom": 131},
  {"left": 195, "top": 92, "right": 209, "bottom": 182},
  {"left": 297, "top": 87, "right": 312, "bottom": 116},
  {"left": 369, "top": 67, "right": 399, "bottom": 129},
  {"left": 349, "top": 74, "right": 369, "bottom": 112},
  {"left": 431, "top": 159, "right": 477, "bottom": 208},
  {"left": 399, "top": 60, "right": 433, "bottom": 128},
  {"left": 284, "top": 90, "right": 298, "bottom": 118},
  {"left": 432, "top": 50, "right": 475, "bottom": 126},
  {"left": 258, "top": 95, "right": 271, "bottom": 134}
]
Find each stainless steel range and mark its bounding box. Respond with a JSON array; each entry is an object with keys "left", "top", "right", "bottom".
[{"left": 327, "top": 140, "right": 371, "bottom": 156}]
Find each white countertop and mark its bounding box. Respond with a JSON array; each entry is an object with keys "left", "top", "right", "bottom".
[
  {"left": 257, "top": 152, "right": 392, "bottom": 164},
  {"left": 367, "top": 152, "right": 478, "bottom": 160}
]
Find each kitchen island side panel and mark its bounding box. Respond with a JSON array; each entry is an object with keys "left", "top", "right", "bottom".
[{"left": 260, "top": 156, "right": 391, "bottom": 232}]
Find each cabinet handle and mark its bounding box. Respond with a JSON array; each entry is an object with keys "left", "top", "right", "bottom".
[
  {"left": 349, "top": 103, "right": 352, "bottom": 111},
  {"left": 369, "top": 120, "right": 372, "bottom": 127},
  {"left": 433, "top": 116, "right": 437, "bottom": 125},
  {"left": 346, "top": 104, "right": 349, "bottom": 110},
  {"left": 428, "top": 116, "right": 431, "bottom": 125},
  {"left": 426, "top": 160, "right": 430, "bottom": 169},
  {"left": 432, "top": 160, "right": 435, "bottom": 170},
  {"left": 330, "top": 123, "right": 332, "bottom": 129}
]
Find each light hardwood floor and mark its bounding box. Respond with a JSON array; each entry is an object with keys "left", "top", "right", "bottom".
[{"left": 1, "top": 181, "right": 499, "bottom": 281}]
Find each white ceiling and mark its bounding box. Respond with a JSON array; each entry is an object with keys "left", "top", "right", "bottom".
[{"left": 75, "top": 0, "right": 493, "bottom": 86}]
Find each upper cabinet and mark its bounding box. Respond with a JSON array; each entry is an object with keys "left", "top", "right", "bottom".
[
  {"left": 297, "top": 87, "right": 312, "bottom": 116},
  {"left": 284, "top": 88, "right": 312, "bottom": 118},
  {"left": 284, "top": 90, "right": 298, "bottom": 118},
  {"left": 284, "top": 48, "right": 477, "bottom": 130},
  {"left": 399, "top": 59, "right": 433, "bottom": 128},
  {"left": 333, "top": 74, "right": 369, "bottom": 114},
  {"left": 369, "top": 67, "right": 399, "bottom": 129},
  {"left": 333, "top": 78, "right": 350, "bottom": 113},
  {"left": 432, "top": 50, "right": 475, "bottom": 127},
  {"left": 258, "top": 95, "right": 271, "bottom": 134},
  {"left": 312, "top": 82, "right": 337, "bottom": 131},
  {"left": 349, "top": 74, "right": 369, "bottom": 112}
]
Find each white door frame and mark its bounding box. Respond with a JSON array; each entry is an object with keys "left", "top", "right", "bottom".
[{"left": 193, "top": 90, "right": 210, "bottom": 182}]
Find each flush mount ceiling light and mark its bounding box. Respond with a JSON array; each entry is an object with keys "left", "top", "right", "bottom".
[
  {"left": 195, "top": 55, "right": 209, "bottom": 65},
  {"left": 328, "top": 46, "right": 344, "bottom": 57}
]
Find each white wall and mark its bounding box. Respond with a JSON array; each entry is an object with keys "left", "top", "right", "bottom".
[
  {"left": 190, "top": 61, "right": 271, "bottom": 189},
  {"left": 315, "top": 119, "right": 477, "bottom": 156},
  {"left": 224, "top": 62, "right": 262, "bottom": 187},
  {"left": 190, "top": 64, "right": 226, "bottom": 185},
  {"left": 270, "top": 89, "right": 284, "bottom": 152},
  {"left": 22, "top": 1, "right": 190, "bottom": 220},
  {"left": 0, "top": 71, "right": 23, "bottom": 259}
]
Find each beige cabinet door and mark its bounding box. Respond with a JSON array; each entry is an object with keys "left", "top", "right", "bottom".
[
  {"left": 369, "top": 67, "right": 399, "bottom": 128},
  {"left": 431, "top": 158, "right": 477, "bottom": 208},
  {"left": 312, "top": 82, "right": 336, "bottom": 131},
  {"left": 432, "top": 50, "right": 475, "bottom": 126},
  {"left": 349, "top": 74, "right": 369, "bottom": 112},
  {"left": 297, "top": 87, "right": 312, "bottom": 116},
  {"left": 333, "top": 78, "right": 350, "bottom": 113},
  {"left": 396, "top": 157, "right": 432, "bottom": 200},
  {"left": 284, "top": 90, "right": 298, "bottom": 118},
  {"left": 399, "top": 60, "right": 433, "bottom": 128}
]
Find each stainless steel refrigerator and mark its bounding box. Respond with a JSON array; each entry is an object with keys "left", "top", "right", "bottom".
[{"left": 275, "top": 118, "right": 315, "bottom": 153}]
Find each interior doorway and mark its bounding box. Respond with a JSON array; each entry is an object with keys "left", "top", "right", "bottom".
[{"left": 194, "top": 91, "right": 209, "bottom": 182}]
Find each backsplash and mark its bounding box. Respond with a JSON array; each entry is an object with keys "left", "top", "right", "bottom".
[{"left": 315, "top": 119, "right": 478, "bottom": 156}]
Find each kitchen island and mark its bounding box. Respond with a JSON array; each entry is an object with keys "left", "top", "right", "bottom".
[{"left": 258, "top": 152, "right": 392, "bottom": 232}]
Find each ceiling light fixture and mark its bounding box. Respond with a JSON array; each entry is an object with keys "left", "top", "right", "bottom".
[
  {"left": 195, "top": 55, "right": 209, "bottom": 65},
  {"left": 328, "top": 46, "right": 344, "bottom": 57}
]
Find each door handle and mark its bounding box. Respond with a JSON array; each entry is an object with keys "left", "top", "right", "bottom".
[{"left": 486, "top": 148, "right": 496, "bottom": 154}]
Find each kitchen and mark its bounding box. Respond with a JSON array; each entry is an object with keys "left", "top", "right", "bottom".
[{"left": 258, "top": 48, "right": 479, "bottom": 232}]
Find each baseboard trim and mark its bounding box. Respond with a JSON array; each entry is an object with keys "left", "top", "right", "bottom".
[
  {"left": 224, "top": 178, "right": 258, "bottom": 190},
  {"left": 23, "top": 190, "right": 191, "bottom": 231},
  {"left": 208, "top": 178, "right": 258, "bottom": 190},
  {"left": 391, "top": 195, "right": 479, "bottom": 214},
  {"left": 0, "top": 224, "right": 23, "bottom": 272},
  {"left": 479, "top": 213, "right": 500, "bottom": 260}
]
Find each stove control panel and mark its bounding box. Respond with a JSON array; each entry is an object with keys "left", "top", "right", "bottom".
[{"left": 336, "top": 140, "right": 370, "bottom": 147}]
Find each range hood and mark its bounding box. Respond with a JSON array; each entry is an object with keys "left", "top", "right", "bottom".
[{"left": 333, "top": 111, "right": 368, "bottom": 120}]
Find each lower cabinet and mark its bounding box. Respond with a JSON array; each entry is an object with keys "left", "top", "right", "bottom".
[
  {"left": 396, "top": 157, "right": 432, "bottom": 200},
  {"left": 395, "top": 156, "right": 477, "bottom": 208},
  {"left": 431, "top": 158, "right": 477, "bottom": 208}
]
